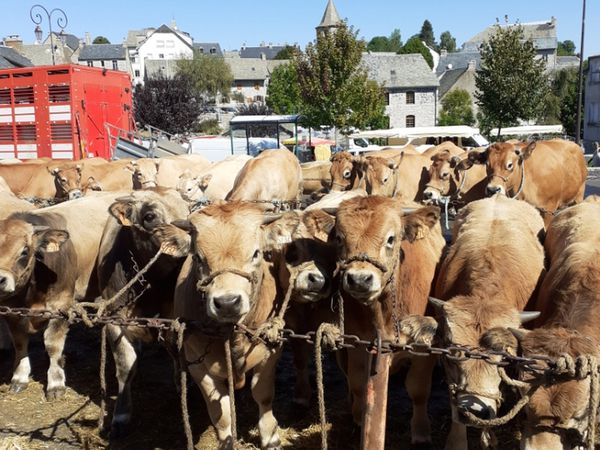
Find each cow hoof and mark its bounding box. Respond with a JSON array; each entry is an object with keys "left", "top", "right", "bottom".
[
  {"left": 46, "top": 387, "right": 66, "bottom": 401},
  {"left": 9, "top": 382, "right": 28, "bottom": 394}
]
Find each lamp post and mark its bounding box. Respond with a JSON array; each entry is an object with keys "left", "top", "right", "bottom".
[
  {"left": 30, "top": 4, "right": 68, "bottom": 65},
  {"left": 575, "top": 0, "right": 586, "bottom": 145}
]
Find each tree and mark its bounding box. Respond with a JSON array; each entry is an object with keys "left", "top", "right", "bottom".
[
  {"left": 398, "top": 36, "right": 434, "bottom": 69},
  {"left": 177, "top": 52, "right": 234, "bottom": 104},
  {"left": 438, "top": 89, "right": 475, "bottom": 126},
  {"left": 419, "top": 20, "right": 436, "bottom": 49},
  {"left": 439, "top": 31, "right": 457, "bottom": 53},
  {"left": 294, "top": 22, "right": 387, "bottom": 132},
  {"left": 274, "top": 45, "right": 297, "bottom": 60},
  {"left": 133, "top": 73, "right": 200, "bottom": 134},
  {"left": 92, "top": 36, "right": 110, "bottom": 44},
  {"left": 475, "top": 24, "right": 548, "bottom": 136},
  {"left": 557, "top": 40, "right": 576, "bottom": 56},
  {"left": 367, "top": 29, "right": 402, "bottom": 53},
  {"left": 267, "top": 63, "right": 303, "bottom": 114}
]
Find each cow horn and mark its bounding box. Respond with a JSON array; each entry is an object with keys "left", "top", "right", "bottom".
[
  {"left": 115, "top": 195, "right": 135, "bottom": 203},
  {"left": 508, "top": 327, "right": 529, "bottom": 342},
  {"left": 428, "top": 296, "right": 446, "bottom": 309},
  {"left": 519, "top": 311, "right": 540, "bottom": 324},
  {"left": 402, "top": 208, "right": 417, "bottom": 214},
  {"left": 32, "top": 225, "right": 50, "bottom": 233},
  {"left": 262, "top": 213, "right": 283, "bottom": 225}
]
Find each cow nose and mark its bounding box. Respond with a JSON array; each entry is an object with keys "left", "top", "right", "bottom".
[
  {"left": 306, "top": 271, "right": 326, "bottom": 291},
  {"left": 0, "top": 272, "right": 16, "bottom": 294},
  {"left": 344, "top": 270, "right": 374, "bottom": 292},
  {"left": 69, "top": 190, "right": 82, "bottom": 200},
  {"left": 486, "top": 185, "right": 501, "bottom": 197},
  {"left": 213, "top": 294, "right": 242, "bottom": 311},
  {"left": 457, "top": 395, "right": 496, "bottom": 421},
  {"left": 423, "top": 190, "right": 433, "bottom": 199}
]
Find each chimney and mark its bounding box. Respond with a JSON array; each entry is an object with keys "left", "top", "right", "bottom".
[
  {"left": 260, "top": 52, "right": 266, "bottom": 60},
  {"left": 3, "top": 35, "right": 23, "bottom": 51},
  {"left": 467, "top": 60, "right": 477, "bottom": 71},
  {"left": 85, "top": 32, "right": 91, "bottom": 45},
  {"left": 441, "top": 49, "right": 448, "bottom": 57},
  {"left": 550, "top": 16, "right": 557, "bottom": 26}
]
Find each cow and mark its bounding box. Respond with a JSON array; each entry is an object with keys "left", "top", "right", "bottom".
[
  {"left": 300, "top": 160, "right": 332, "bottom": 196},
  {"left": 226, "top": 148, "right": 302, "bottom": 204},
  {"left": 0, "top": 193, "right": 122, "bottom": 400},
  {"left": 152, "top": 202, "right": 338, "bottom": 448},
  {"left": 329, "top": 151, "right": 365, "bottom": 192},
  {"left": 126, "top": 155, "right": 211, "bottom": 190},
  {"left": 0, "top": 162, "right": 57, "bottom": 200},
  {"left": 95, "top": 188, "right": 190, "bottom": 437},
  {"left": 428, "top": 195, "right": 546, "bottom": 450},
  {"left": 467, "top": 139, "right": 587, "bottom": 225},
  {"left": 496, "top": 198, "right": 600, "bottom": 449},
  {"left": 176, "top": 155, "right": 252, "bottom": 203},
  {"left": 333, "top": 196, "right": 445, "bottom": 445},
  {"left": 0, "top": 176, "right": 35, "bottom": 219},
  {"left": 422, "top": 149, "right": 488, "bottom": 205},
  {"left": 50, "top": 159, "right": 133, "bottom": 198},
  {"left": 421, "top": 141, "right": 465, "bottom": 159}
]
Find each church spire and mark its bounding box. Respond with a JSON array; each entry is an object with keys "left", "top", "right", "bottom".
[{"left": 316, "top": 0, "right": 342, "bottom": 34}]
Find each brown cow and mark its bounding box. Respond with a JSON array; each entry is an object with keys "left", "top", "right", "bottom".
[
  {"left": 0, "top": 163, "right": 56, "bottom": 199},
  {"left": 334, "top": 197, "right": 445, "bottom": 445},
  {"left": 422, "top": 150, "right": 488, "bottom": 205},
  {"left": 50, "top": 159, "right": 133, "bottom": 197},
  {"left": 127, "top": 155, "right": 211, "bottom": 190},
  {"left": 226, "top": 148, "right": 302, "bottom": 203},
  {"left": 500, "top": 199, "right": 600, "bottom": 449},
  {"left": 467, "top": 139, "right": 587, "bottom": 225},
  {"left": 421, "top": 141, "right": 465, "bottom": 159},
  {"left": 429, "top": 195, "right": 545, "bottom": 450},
  {"left": 300, "top": 160, "right": 332, "bottom": 196},
  {"left": 95, "top": 188, "right": 190, "bottom": 437},
  {"left": 154, "top": 202, "right": 333, "bottom": 448},
  {"left": 0, "top": 175, "right": 35, "bottom": 219}
]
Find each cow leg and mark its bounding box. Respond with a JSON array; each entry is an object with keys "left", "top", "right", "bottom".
[
  {"left": 345, "top": 348, "right": 368, "bottom": 425},
  {"left": 251, "top": 350, "right": 281, "bottom": 450},
  {"left": 7, "top": 318, "right": 30, "bottom": 393},
  {"left": 189, "top": 363, "right": 233, "bottom": 449},
  {"left": 405, "top": 355, "right": 436, "bottom": 444},
  {"left": 107, "top": 324, "right": 138, "bottom": 438},
  {"left": 44, "top": 318, "right": 69, "bottom": 400},
  {"left": 444, "top": 407, "right": 468, "bottom": 450},
  {"left": 291, "top": 339, "right": 311, "bottom": 407}
]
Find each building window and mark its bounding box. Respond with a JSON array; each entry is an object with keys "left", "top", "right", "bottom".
[
  {"left": 100, "top": 60, "right": 105, "bottom": 68},
  {"left": 254, "top": 95, "right": 264, "bottom": 102},
  {"left": 134, "top": 70, "right": 140, "bottom": 77},
  {"left": 198, "top": 48, "right": 204, "bottom": 54},
  {"left": 254, "top": 83, "right": 261, "bottom": 91},
  {"left": 166, "top": 40, "right": 175, "bottom": 48},
  {"left": 592, "top": 68, "right": 600, "bottom": 84},
  {"left": 589, "top": 103, "right": 600, "bottom": 125},
  {"left": 158, "top": 53, "right": 165, "bottom": 59},
  {"left": 112, "top": 60, "right": 118, "bottom": 70},
  {"left": 237, "top": 85, "right": 242, "bottom": 91},
  {"left": 156, "top": 40, "right": 165, "bottom": 48},
  {"left": 384, "top": 92, "right": 390, "bottom": 105},
  {"left": 87, "top": 61, "right": 93, "bottom": 67},
  {"left": 406, "top": 115, "right": 415, "bottom": 128},
  {"left": 406, "top": 91, "right": 415, "bottom": 104},
  {"left": 210, "top": 47, "right": 217, "bottom": 54}
]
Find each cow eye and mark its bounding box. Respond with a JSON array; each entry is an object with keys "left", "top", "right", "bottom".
[
  {"left": 143, "top": 212, "right": 156, "bottom": 223},
  {"left": 343, "top": 169, "right": 351, "bottom": 179},
  {"left": 441, "top": 172, "right": 449, "bottom": 179},
  {"left": 382, "top": 176, "right": 389, "bottom": 184},
  {"left": 507, "top": 162, "right": 514, "bottom": 171},
  {"left": 386, "top": 235, "right": 395, "bottom": 248},
  {"left": 60, "top": 177, "right": 67, "bottom": 183},
  {"left": 20, "top": 247, "right": 29, "bottom": 258},
  {"left": 252, "top": 249, "right": 261, "bottom": 262}
]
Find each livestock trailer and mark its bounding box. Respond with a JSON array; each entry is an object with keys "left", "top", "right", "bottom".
[{"left": 0, "top": 64, "right": 134, "bottom": 160}]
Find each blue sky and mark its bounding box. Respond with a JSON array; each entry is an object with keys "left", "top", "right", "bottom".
[{"left": 3, "top": 0, "right": 599, "bottom": 57}]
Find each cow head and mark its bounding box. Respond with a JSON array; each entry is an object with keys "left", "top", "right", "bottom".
[
  {"left": 329, "top": 152, "right": 365, "bottom": 192},
  {"left": 126, "top": 159, "right": 159, "bottom": 190},
  {"left": 422, "top": 150, "right": 467, "bottom": 202},
  {"left": 50, "top": 165, "right": 83, "bottom": 200},
  {"left": 335, "top": 196, "right": 440, "bottom": 305},
  {"left": 506, "top": 327, "right": 600, "bottom": 449},
  {"left": 469, "top": 142, "right": 535, "bottom": 197},
  {"left": 430, "top": 296, "right": 539, "bottom": 424},
  {"left": 176, "top": 170, "right": 212, "bottom": 203},
  {"left": 0, "top": 218, "right": 69, "bottom": 299},
  {"left": 363, "top": 154, "right": 402, "bottom": 197}
]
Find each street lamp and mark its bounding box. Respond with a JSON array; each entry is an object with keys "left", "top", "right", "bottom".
[{"left": 30, "top": 4, "right": 68, "bottom": 65}]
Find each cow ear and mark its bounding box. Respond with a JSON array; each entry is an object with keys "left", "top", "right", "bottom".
[
  {"left": 302, "top": 209, "right": 336, "bottom": 242},
  {"left": 481, "top": 327, "right": 520, "bottom": 356},
  {"left": 468, "top": 148, "right": 488, "bottom": 164},
  {"left": 49, "top": 167, "right": 60, "bottom": 175},
  {"left": 456, "top": 158, "right": 474, "bottom": 171},
  {"left": 518, "top": 141, "right": 536, "bottom": 160},
  {"left": 262, "top": 211, "right": 301, "bottom": 252},
  {"left": 109, "top": 201, "right": 134, "bottom": 226},
  {"left": 34, "top": 229, "right": 69, "bottom": 253},
  {"left": 398, "top": 315, "right": 438, "bottom": 346},
  {"left": 124, "top": 162, "right": 135, "bottom": 173},
  {"left": 449, "top": 156, "right": 462, "bottom": 168},
  {"left": 154, "top": 160, "right": 161, "bottom": 171},
  {"left": 86, "top": 176, "right": 102, "bottom": 191},
  {"left": 402, "top": 206, "right": 440, "bottom": 242},
  {"left": 152, "top": 223, "right": 192, "bottom": 257},
  {"left": 387, "top": 152, "right": 404, "bottom": 170},
  {"left": 199, "top": 174, "right": 212, "bottom": 190},
  {"left": 76, "top": 164, "right": 82, "bottom": 173}
]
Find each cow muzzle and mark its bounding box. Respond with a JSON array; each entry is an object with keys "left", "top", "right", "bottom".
[
  {"left": 342, "top": 268, "right": 381, "bottom": 303},
  {"left": 68, "top": 189, "right": 83, "bottom": 200},
  {"left": 0, "top": 270, "right": 16, "bottom": 295},
  {"left": 294, "top": 268, "right": 330, "bottom": 303},
  {"left": 485, "top": 184, "right": 504, "bottom": 197},
  {"left": 206, "top": 290, "right": 250, "bottom": 323},
  {"left": 422, "top": 187, "right": 441, "bottom": 202},
  {"left": 456, "top": 394, "right": 497, "bottom": 422}
]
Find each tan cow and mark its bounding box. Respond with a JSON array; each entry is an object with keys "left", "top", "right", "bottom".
[
  {"left": 226, "top": 148, "right": 302, "bottom": 204},
  {"left": 0, "top": 163, "right": 56, "bottom": 199},
  {"left": 467, "top": 139, "right": 587, "bottom": 225},
  {"left": 499, "top": 199, "right": 600, "bottom": 449},
  {"left": 422, "top": 150, "right": 488, "bottom": 205},
  {"left": 420, "top": 141, "right": 465, "bottom": 159},
  {"left": 0, "top": 175, "right": 35, "bottom": 219},
  {"left": 176, "top": 155, "right": 252, "bottom": 203},
  {"left": 429, "top": 195, "right": 545, "bottom": 450},
  {"left": 300, "top": 160, "right": 332, "bottom": 196},
  {"left": 127, "top": 155, "right": 211, "bottom": 190},
  {"left": 50, "top": 159, "right": 133, "bottom": 197},
  {"left": 334, "top": 197, "right": 445, "bottom": 445}
]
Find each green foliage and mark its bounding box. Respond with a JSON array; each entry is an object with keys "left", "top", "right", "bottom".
[
  {"left": 419, "top": 20, "right": 436, "bottom": 49},
  {"left": 195, "top": 118, "right": 221, "bottom": 135},
  {"left": 230, "top": 92, "right": 245, "bottom": 103},
  {"left": 544, "top": 68, "right": 583, "bottom": 137},
  {"left": 274, "top": 45, "right": 297, "bottom": 60},
  {"left": 177, "top": 52, "right": 233, "bottom": 104},
  {"left": 367, "top": 29, "right": 402, "bottom": 53},
  {"left": 236, "top": 103, "right": 272, "bottom": 115},
  {"left": 439, "top": 31, "right": 457, "bottom": 53},
  {"left": 557, "top": 40, "right": 576, "bottom": 56},
  {"left": 134, "top": 73, "right": 200, "bottom": 134},
  {"left": 399, "top": 36, "right": 433, "bottom": 69},
  {"left": 439, "top": 89, "right": 475, "bottom": 126},
  {"left": 295, "top": 22, "right": 387, "bottom": 131},
  {"left": 475, "top": 24, "right": 549, "bottom": 136},
  {"left": 267, "top": 63, "right": 303, "bottom": 114},
  {"left": 92, "top": 36, "right": 110, "bottom": 44}
]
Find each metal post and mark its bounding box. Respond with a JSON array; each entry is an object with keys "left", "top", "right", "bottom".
[
  {"left": 30, "top": 4, "right": 68, "bottom": 66},
  {"left": 361, "top": 350, "right": 391, "bottom": 450},
  {"left": 575, "top": 0, "right": 586, "bottom": 144}
]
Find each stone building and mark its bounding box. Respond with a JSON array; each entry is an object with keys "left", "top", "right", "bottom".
[{"left": 584, "top": 54, "right": 600, "bottom": 151}]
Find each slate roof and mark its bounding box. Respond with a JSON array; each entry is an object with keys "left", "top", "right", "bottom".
[
  {"left": 193, "top": 42, "right": 223, "bottom": 56},
  {"left": 0, "top": 46, "right": 33, "bottom": 68},
  {"left": 239, "top": 46, "right": 286, "bottom": 60},
  {"left": 79, "top": 44, "right": 126, "bottom": 60},
  {"left": 438, "top": 68, "right": 467, "bottom": 97},
  {"left": 556, "top": 55, "right": 580, "bottom": 70},
  {"left": 46, "top": 32, "right": 80, "bottom": 51},
  {"left": 467, "top": 19, "right": 558, "bottom": 51},
  {"left": 361, "top": 52, "right": 439, "bottom": 89},
  {"left": 436, "top": 51, "right": 481, "bottom": 75},
  {"left": 317, "top": 0, "right": 342, "bottom": 30},
  {"left": 226, "top": 56, "right": 287, "bottom": 80}
]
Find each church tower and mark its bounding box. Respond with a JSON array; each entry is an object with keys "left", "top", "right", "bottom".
[{"left": 316, "top": 0, "right": 342, "bottom": 35}]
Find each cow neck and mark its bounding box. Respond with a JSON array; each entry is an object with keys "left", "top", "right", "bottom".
[
  {"left": 453, "top": 167, "right": 468, "bottom": 198},
  {"left": 509, "top": 160, "right": 526, "bottom": 199}
]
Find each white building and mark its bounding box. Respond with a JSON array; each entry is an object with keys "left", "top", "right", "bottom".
[{"left": 584, "top": 55, "right": 600, "bottom": 151}]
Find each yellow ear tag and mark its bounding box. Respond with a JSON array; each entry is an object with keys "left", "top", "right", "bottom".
[
  {"left": 46, "top": 242, "right": 60, "bottom": 253},
  {"left": 119, "top": 215, "right": 132, "bottom": 226}
]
